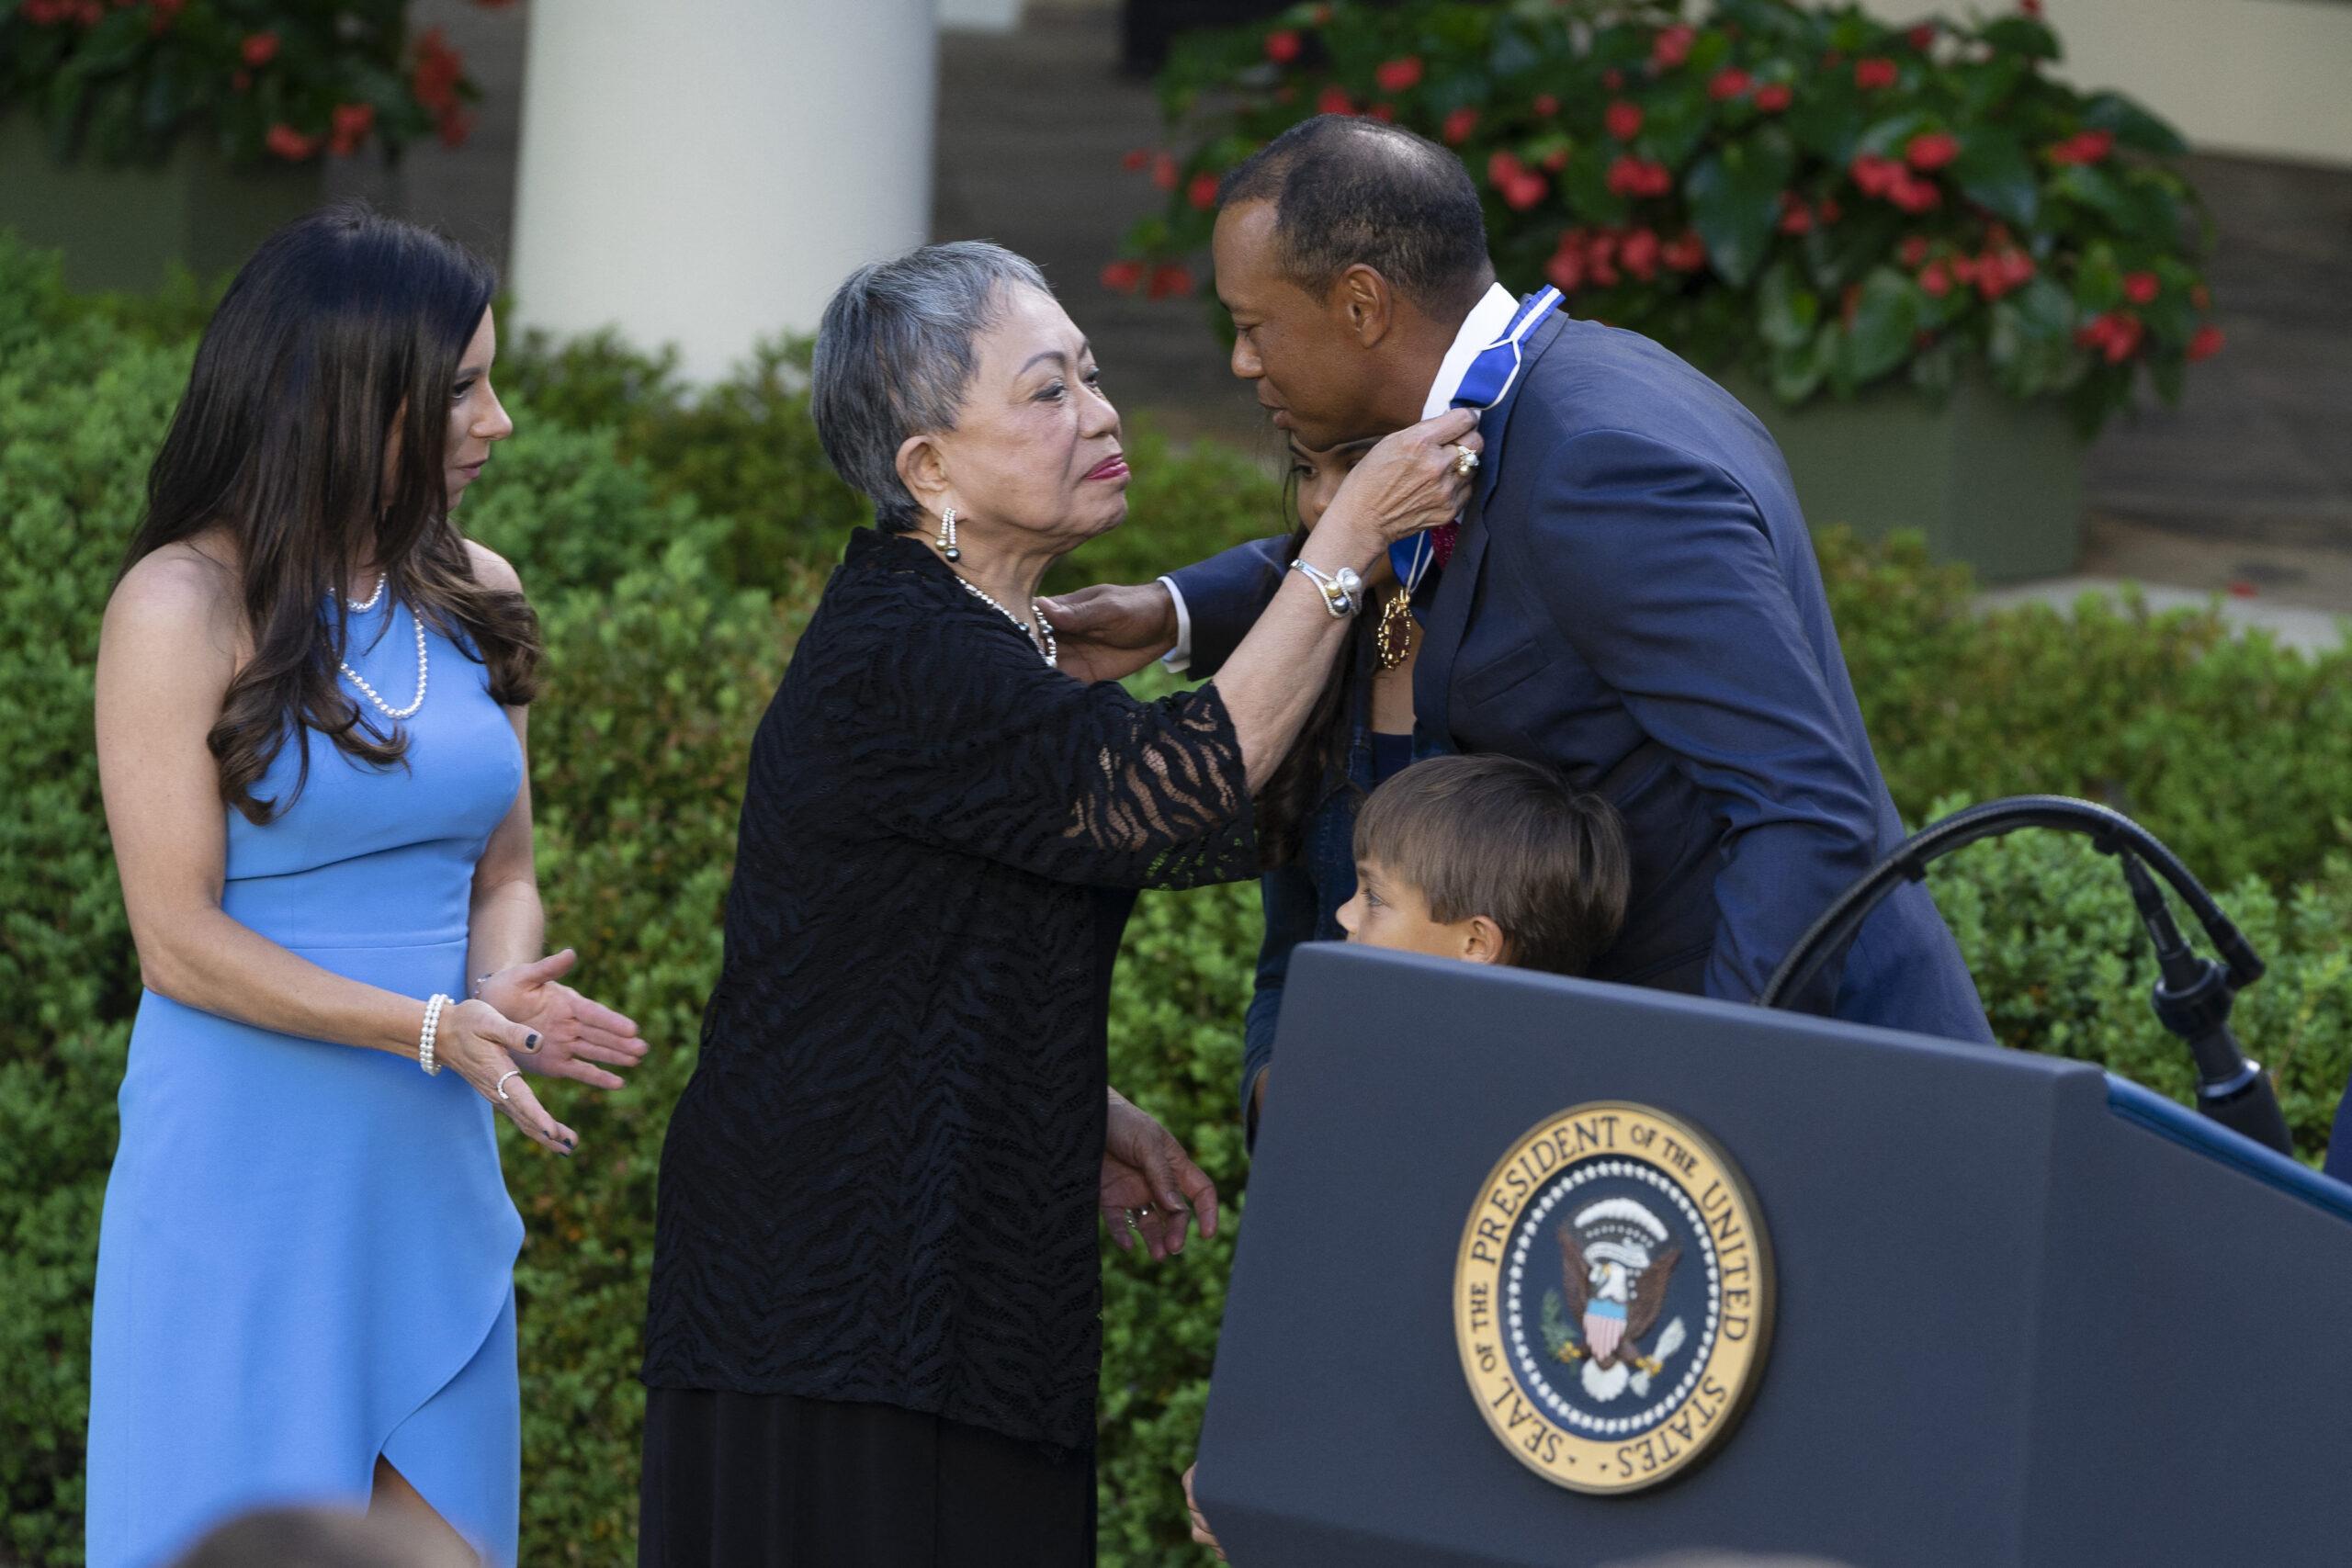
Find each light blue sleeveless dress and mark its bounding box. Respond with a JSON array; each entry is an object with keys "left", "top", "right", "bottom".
[{"left": 86, "top": 592, "right": 527, "bottom": 1568}]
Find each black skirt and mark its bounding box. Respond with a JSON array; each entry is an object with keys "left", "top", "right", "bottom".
[{"left": 638, "top": 1388, "right": 1095, "bottom": 1567}]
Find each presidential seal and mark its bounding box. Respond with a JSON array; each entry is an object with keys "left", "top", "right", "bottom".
[{"left": 1453, "top": 1101, "right": 1772, "bottom": 1494}]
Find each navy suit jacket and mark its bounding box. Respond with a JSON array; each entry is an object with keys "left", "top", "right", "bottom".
[{"left": 1174, "top": 309, "right": 1993, "bottom": 1043}]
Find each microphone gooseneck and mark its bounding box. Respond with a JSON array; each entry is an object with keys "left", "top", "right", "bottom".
[{"left": 1758, "top": 795, "right": 2290, "bottom": 1157}]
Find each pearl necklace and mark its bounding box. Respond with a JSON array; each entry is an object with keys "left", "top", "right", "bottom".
[
  {"left": 345, "top": 572, "right": 387, "bottom": 612},
  {"left": 331, "top": 586, "right": 428, "bottom": 720},
  {"left": 956, "top": 578, "right": 1057, "bottom": 668}
]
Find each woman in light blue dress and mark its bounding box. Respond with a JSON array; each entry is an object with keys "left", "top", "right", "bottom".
[{"left": 86, "top": 205, "right": 644, "bottom": 1568}]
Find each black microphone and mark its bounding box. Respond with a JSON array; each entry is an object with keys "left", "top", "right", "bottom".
[{"left": 1758, "top": 795, "right": 2292, "bottom": 1157}]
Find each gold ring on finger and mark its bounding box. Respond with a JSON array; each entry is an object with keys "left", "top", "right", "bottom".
[{"left": 1451, "top": 445, "right": 1479, "bottom": 476}]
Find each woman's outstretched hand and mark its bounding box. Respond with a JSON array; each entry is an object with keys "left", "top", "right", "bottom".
[
  {"left": 1101, "top": 1089, "right": 1219, "bottom": 1261},
  {"left": 1035, "top": 581, "right": 1180, "bottom": 683},
  {"left": 476, "top": 948, "right": 647, "bottom": 1092},
  {"left": 434, "top": 998, "right": 577, "bottom": 1157},
  {"left": 1315, "top": 406, "right": 1482, "bottom": 554}
]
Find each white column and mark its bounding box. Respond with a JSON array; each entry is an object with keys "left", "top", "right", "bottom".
[{"left": 510, "top": 0, "right": 938, "bottom": 383}]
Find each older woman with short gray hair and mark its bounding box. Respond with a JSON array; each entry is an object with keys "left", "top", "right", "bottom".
[{"left": 637, "top": 242, "right": 1476, "bottom": 1565}]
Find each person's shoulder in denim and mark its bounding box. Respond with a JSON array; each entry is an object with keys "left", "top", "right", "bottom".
[{"left": 1242, "top": 631, "right": 1433, "bottom": 1147}]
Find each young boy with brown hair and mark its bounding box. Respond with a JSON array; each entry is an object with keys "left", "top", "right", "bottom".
[
  {"left": 1337, "top": 751, "right": 1631, "bottom": 975},
  {"left": 1191, "top": 752, "right": 1632, "bottom": 1558}
]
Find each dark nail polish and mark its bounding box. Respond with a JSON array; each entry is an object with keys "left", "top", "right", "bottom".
[{"left": 524, "top": 1033, "right": 541, "bottom": 1051}]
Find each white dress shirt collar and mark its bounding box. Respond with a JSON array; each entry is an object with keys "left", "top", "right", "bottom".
[{"left": 1421, "top": 282, "right": 1521, "bottom": 420}]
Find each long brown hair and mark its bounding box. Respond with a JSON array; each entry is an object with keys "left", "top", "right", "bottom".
[{"left": 123, "top": 203, "right": 540, "bottom": 823}]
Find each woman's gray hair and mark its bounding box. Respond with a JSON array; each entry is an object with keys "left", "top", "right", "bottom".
[{"left": 810, "top": 241, "right": 1052, "bottom": 533}]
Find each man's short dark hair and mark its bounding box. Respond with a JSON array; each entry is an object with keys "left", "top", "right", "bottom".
[
  {"left": 1354, "top": 754, "right": 1630, "bottom": 976},
  {"left": 1218, "top": 114, "right": 1491, "bottom": 317}
]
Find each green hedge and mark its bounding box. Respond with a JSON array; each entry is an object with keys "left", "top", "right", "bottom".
[{"left": 5, "top": 232, "right": 2352, "bottom": 1566}]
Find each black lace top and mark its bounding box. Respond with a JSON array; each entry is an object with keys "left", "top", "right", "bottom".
[{"left": 641, "top": 528, "right": 1256, "bottom": 1450}]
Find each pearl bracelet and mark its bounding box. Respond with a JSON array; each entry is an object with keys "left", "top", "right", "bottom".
[{"left": 419, "top": 992, "right": 450, "bottom": 1076}]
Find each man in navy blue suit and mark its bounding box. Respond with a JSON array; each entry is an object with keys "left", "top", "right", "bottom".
[{"left": 1049, "top": 114, "right": 1991, "bottom": 1044}]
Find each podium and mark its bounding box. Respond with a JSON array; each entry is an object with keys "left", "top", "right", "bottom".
[{"left": 1193, "top": 945, "right": 2352, "bottom": 1567}]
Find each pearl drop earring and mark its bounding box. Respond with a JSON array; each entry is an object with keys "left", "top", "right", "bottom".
[{"left": 938, "top": 506, "right": 961, "bottom": 561}]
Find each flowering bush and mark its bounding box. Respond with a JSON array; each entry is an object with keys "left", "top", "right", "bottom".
[
  {"left": 1113, "top": 0, "right": 2222, "bottom": 434},
  {"left": 0, "top": 0, "right": 501, "bottom": 166}
]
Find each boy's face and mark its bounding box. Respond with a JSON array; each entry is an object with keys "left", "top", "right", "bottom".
[{"left": 1337, "top": 859, "right": 1508, "bottom": 965}]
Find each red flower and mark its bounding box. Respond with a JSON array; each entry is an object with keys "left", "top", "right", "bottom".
[
  {"left": 1889, "top": 175, "right": 1942, "bottom": 214},
  {"left": 1777, "top": 192, "right": 1812, "bottom": 234},
  {"left": 1317, "top": 84, "right": 1356, "bottom": 117},
  {"left": 1264, "top": 28, "right": 1302, "bottom": 64},
  {"left": 1188, "top": 171, "right": 1220, "bottom": 209},
  {"left": 1854, "top": 57, "right": 1899, "bottom": 91},
  {"left": 1147, "top": 264, "right": 1195, "bottom": 301},
  {"left": 265, "top": 123, "right": 319, "bottom": 162},
  {"left": 1753, "top": 83, "right": 1792, "bottom": 113},
  {"left": 1485, "top": 151, "right": 1548, "bottom": 206},
  {"left": 1709, "top": 68, "right": 1751, "bottom": 102},
  {"left": 1919, "top": 260, "right": 1953, "bottom": 298},
  {"left": 2188, "top": 323, "right": 2225, "bottom": 361},
  {"left": 2020, "top": 0, "right": 2044, "bottom": 15},
  {"left": 1367, "top": 101, "right": 1396, "bottom": 122},
  {"left": 1663, "top": 231, "right": 1708, "bottom": 272},
  {"left": 1100, "top": 260, "right": 1145, "bottom": 294},
  {"left": 1652, "top": 24, "right": 1696, "bottom": 69},
  {"left": 1909, "top": 24, "right": 1938, "bottom": 51},
  {"left": 413, "top": 28, "right": 464, "bottom": 114},
  {"left": 241, "top": 30, "right": 278, "bottom": 67},
  {"left": 2088, "top": 312, "right": 2144, "bottom": 364},
  {"left": 1607, "top": 156, "right": 1672, "bottom": 199},
  {"left": 1973, "top": 248, "right": 2035, "bottom": 299},
  {"left": 1442, "top": 107, "right": 1480, "bottom": 145},
  {"left": 1586, "top": 232, "right": 1621, "bottom": 288},
  {"left": 2122, "top": 271, "right": 2160, "bottom": 305},
  {"left": 1951, "top": 254, "right": 1979, "bottom": 287},
  {"left": 1900, "top": 235, "right": 1931, "bottom": 268},
  {"left": 1621, "top": 228, "right": 1662, "bottom": 281},
  {"left": 1374, "top": 56, "right": 1423, "bottom": 93},
  {"left": 1151, "top": 152, "right": 1178, "bottom": 191},
  {"left": 1905, "top": 132, "right": 1961, "bottom": 171},
  {"left": 1606, "top": 100, "right": 1644, "bottom": 141},
  {"left": 1542, "top": 147, "right": 1569, "bottom": 173},
  {"left": 328, "top": 102, "right": 376, "bottom": 157},
  {"left": 437, "top": 109, "right": 474, "bottom": 149},
  {"left": 1849, "top": 153, "right": 1904, "bottom": 198},
  {"left": 1121, "top": 148, "right": 1149, "bottom": 172},
  {"left": 1532, "top": 94, "right": 1559, "bottom": 118},
  {"left": 1545, "top": 243, "right": 1587, "bottom": 294},
  {"left": 1816, "top": 195, "right": 1842, "bottom": 224},
  {"left": 2048, "top": 130, "right": 2114, "bottom": 166},
  {"left": 1603, "top": 68, "right": 1625, "bottom": 93}
]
